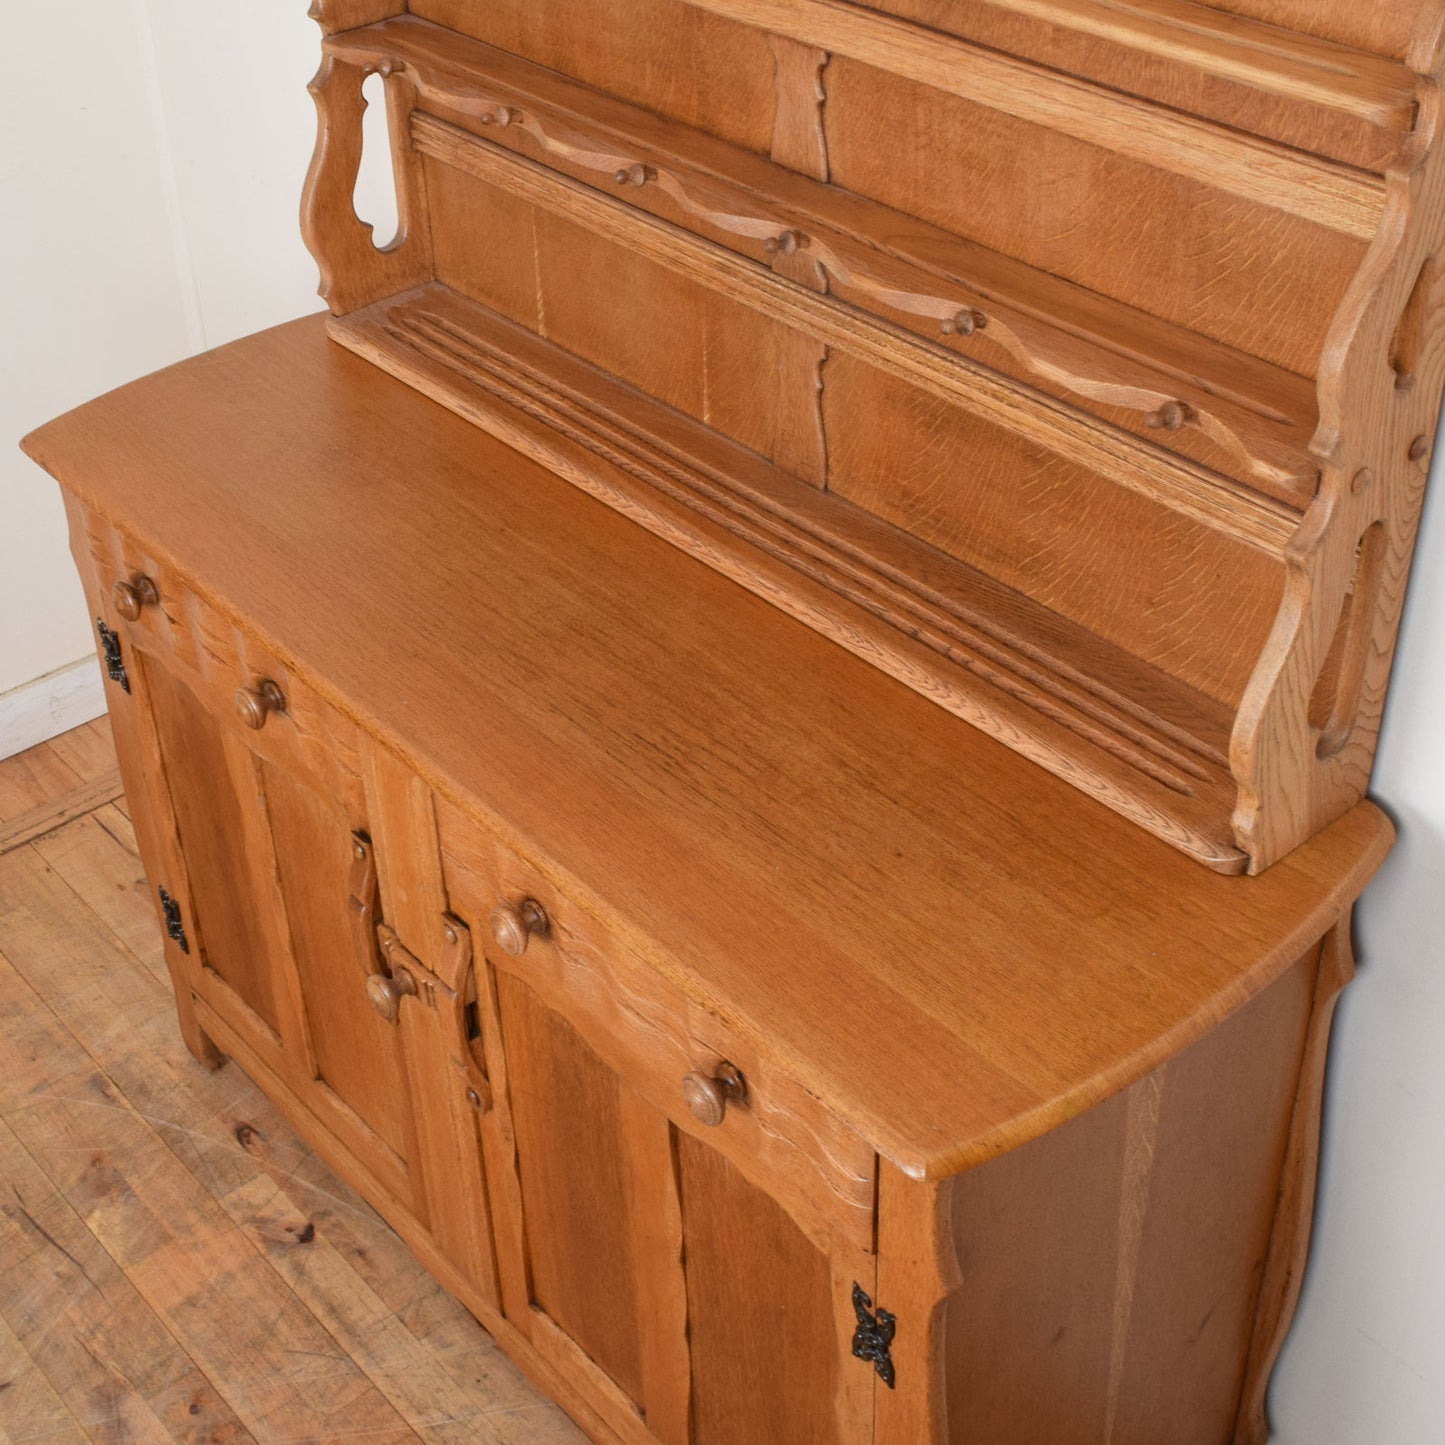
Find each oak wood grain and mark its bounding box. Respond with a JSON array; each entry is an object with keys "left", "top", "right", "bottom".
[{"left": 23, "top": 317, "right": 1392, "bottom": 1180}]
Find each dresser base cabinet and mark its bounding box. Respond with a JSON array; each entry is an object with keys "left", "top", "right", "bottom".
[{"left": 26, "top": 317, "right": 1392, "bottom": 1443}]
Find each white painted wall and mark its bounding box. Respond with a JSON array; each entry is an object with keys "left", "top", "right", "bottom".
[
  {"left": 1271, "top": 457, "right": 1445, "bottom": 1442},
  {"left": 5, "top": 6, "right": 1445, "bottom": 1439},
  {"left": 0, "top": 0, "right": 325, "bottom": 754}
]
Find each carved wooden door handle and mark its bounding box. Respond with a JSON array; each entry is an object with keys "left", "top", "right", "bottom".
[
  {"left": 489, "top": 897, "right": 549, "bottom": 956},
  {"left": 349, "top": 832, "right": 413, "bottom": 1024},
  {"left": 235, "top": 679, "right": 286, "bottom": 730},
  {"left": 682, "top": 1061, "right": 747, "bottom": 1126},
  {"left": 112, "top": 574, "right": 159, "bottom": 620}
]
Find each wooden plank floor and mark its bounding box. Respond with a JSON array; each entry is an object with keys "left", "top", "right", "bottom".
[{"left": 0, "top": 719, "right": 585, "bottom": 1444}]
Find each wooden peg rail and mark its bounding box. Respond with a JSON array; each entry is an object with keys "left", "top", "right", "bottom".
[{"left": 299, "top": 0, "right": 1445, "bottom": 876}]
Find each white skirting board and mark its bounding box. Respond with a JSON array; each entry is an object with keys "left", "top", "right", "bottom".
[{"left": 0, "top": 656, "right": 108, "bottom": 761}]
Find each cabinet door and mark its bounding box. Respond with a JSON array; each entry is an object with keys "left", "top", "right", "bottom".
[
  {"left": 71, "top": 517, "right": 424, "bottom": 1224},
  {"left": 438, "top": 804, "right": 879, "bottom": 1445},
  {"left": 137, "top": 649, "right": 424, "bottom": 1215}
]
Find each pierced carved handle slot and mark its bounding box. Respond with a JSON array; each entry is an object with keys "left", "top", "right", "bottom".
[{"left": 1310, "top": 520, "right": 1388, "bottom": 760}]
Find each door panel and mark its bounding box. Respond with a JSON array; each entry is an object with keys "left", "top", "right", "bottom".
[
  {"left": 490, "top": 953, "right": 874, "bottom": 1445},
  {"left": 145, "top": 659, "right": 283, "bottom": 1038},
  {"left": 496, "top": 969, "right": 648, "bottom": 1409},
  {"left": 263, "top": 759, "right": 413, "bottom": 1170},
  {"left": 678, "top": 1132, "right": 843, "bottom": 1445}
]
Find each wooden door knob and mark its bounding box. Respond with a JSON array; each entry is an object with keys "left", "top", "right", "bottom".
[
  {"left": 489, "top": 898, "right": 549, "bottom": 956},
  {"left": 365, "top": 968, "right": 417, "bottom": 1022},
  {"left": 235, "top": 679, "right": 286, "bottom": 730},
  {"left": 112, "top": 575, "right": 159, "bottom": 621},
  {"left": 682, "top": 1062, "right": 746, "bottom": 1127}
]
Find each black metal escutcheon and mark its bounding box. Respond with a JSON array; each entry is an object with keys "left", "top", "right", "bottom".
[
  {"left": 158, "top": 887, "right": 190, "bottom": 954},
  {"left": 96, "top": 618, "right": 130, "bottom": 693},
  {"left": 851, "top": 1282, "right": 897, "bottom": 1389}
]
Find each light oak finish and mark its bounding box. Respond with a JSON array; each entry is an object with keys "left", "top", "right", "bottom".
[
  {"left": 22, "top": 309, "right": 1398, "bottom": 1440},
  {"left": 303, "top": 0, "right": 1445, "bottom": 872},
  {"left": 19, "top": 0, "right": 1445, "bottom": 1437}
]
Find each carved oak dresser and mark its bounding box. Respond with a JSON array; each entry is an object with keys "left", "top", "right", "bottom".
[{"left": 22, "top": 0, "right": 1445, "bottom": 1439}]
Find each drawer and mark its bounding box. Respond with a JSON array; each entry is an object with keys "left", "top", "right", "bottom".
[
  {"left": 437, "top": 797, "right": 878, "bottom": 1255},
  {"left": 80, "top": 505, "right": 366, "bottom": 815}
]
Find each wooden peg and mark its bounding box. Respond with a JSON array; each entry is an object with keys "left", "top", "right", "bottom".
[
  {"left": 939, "top": 309, "right": 987, "bottom": 337},
  {"left": 1146, "top": 400, "right": 1193, "bottom": 431},
  {"left": 764, "top": 230, "right": 807, "bottom": 256}
]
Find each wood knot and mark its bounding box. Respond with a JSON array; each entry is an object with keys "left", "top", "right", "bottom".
[
  {"left": 1145, "top": 400, "right": 1193, "bottom": 432},
  {"left": 612, "top": 163, "right": 652, "bottom": 187},
  {"left": 765, "top": 230, "right": 808, "bottom": 256},
  {"left": 939, "top": 309, "right": 987, "bottom": 337},
  {"left": 1351, "top": 467, "right": 1375, "bottom": 496},
  {"left": 1409, "top": 433, "right": 1432, "bottom": 464}
]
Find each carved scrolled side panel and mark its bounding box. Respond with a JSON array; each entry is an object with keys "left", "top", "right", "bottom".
[
  {"left": 1232, "top": 84, "right": 1445, "bottom": 873},
  {"left": 301, "top": 43, "right": 434, "bottom": 315}
]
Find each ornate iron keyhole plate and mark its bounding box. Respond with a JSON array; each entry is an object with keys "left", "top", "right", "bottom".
[
  {"left": 96, "top": 619, "right": 130, "bottom": 693},
  {"left": 852, "top": 1282, "right": 897, "bottom": 1389},
  {"left": 158, "top": 887, "right": 190, "bottom": 954}
]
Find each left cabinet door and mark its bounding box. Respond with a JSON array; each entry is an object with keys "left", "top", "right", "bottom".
[{"left": 71, "top": 503, "right": 425, "bottom": 1228}]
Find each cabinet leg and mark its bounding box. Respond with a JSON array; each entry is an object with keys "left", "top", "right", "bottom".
[
  {"left": 1233, "top": 920, "right": 1356, "bottom": 1443},
  {"left": 874, "top": 1165, "right": 960, "bottom": 1445},
  {"left": 173, "top": 982, "right": 224, "bottom": 1071}
]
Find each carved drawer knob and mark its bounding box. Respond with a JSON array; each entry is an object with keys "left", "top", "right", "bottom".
[
  {"left": 234, "top": 679, "right": 286, "bottom": 730},
  {"left": 366, "top": 967, "right": 418, "bottom": 1023},
  {"left": 939, "top": 309, "right": 986, "bottom": 337},
  {"left": 682, "top": 1062, "right": 746, "bottom": 1127},
  {"left": 489, "top": 897, "right": 549, "bottom": 956},
  {"left": 481, "top": 105, "right": 518, "bottom": 127},
  {"left": 613, "top": 163, "right": 651, "bottom": 187},
  {"left": 112, "top": 575, "right": 160, "bottom": 621}
]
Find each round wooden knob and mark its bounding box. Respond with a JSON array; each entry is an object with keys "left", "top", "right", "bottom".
[
  {"left": 489, "top": 898, "right": 548, "bottom": 956},
  {"left": 682, "top": 1062, "right": 746, "bottom": 1127},
  {"left": 111, "top": 575, "right": 159, "bottom": 621},
  {"left": 939, "top": 309, "right": 986, "bottom": 337},
  {"left": 764, "top": 230, "right": 806, "bottom": 256},
  {"left": 234, "top": 680, "right": 286, "bottom": 731},
  {"left": 365, "top": 968, "right": 417, "bottom": 1022},
  {"left": 1145, "top": 400, "right": 1191, "bottom": 432}
]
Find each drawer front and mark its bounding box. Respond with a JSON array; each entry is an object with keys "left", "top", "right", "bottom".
[
  {"left": 437, "top": 796, "right": 877, "bottom": 1256},
  {"left": 82, "top": 511, "right": 366, "bottom": 816}
]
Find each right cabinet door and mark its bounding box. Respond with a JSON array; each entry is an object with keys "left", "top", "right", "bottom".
[{"left": 437, "top": 801, "right": 879, "bottom": 1445}]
